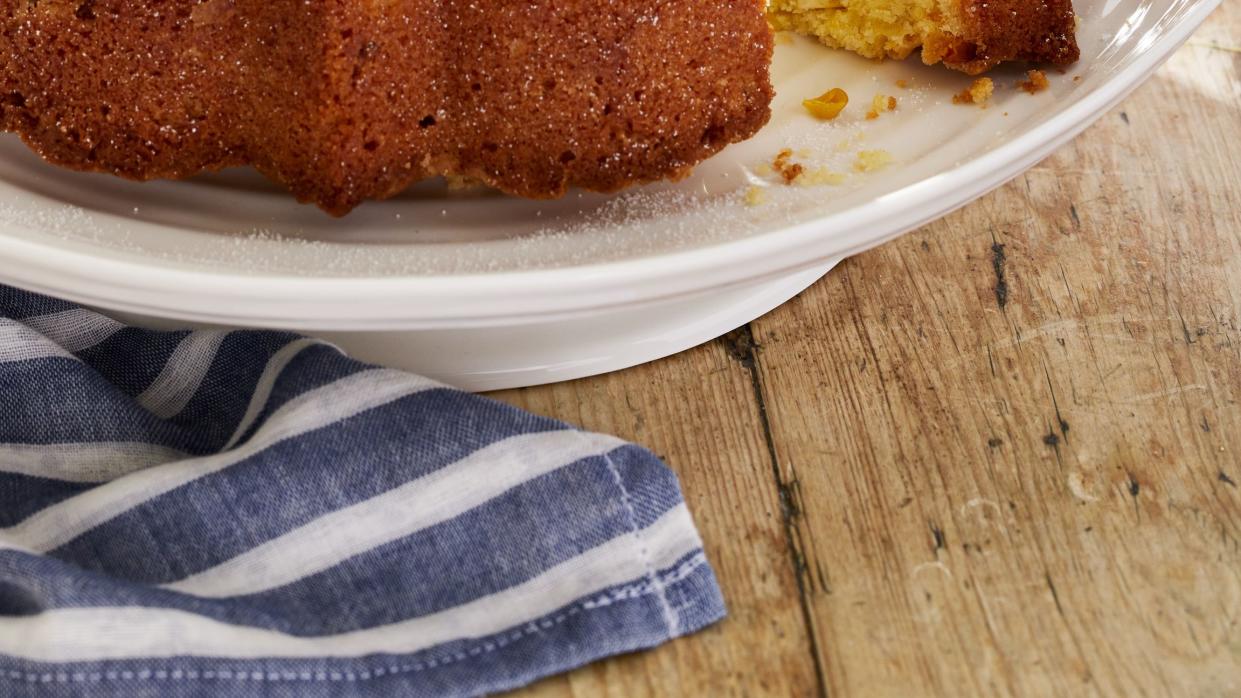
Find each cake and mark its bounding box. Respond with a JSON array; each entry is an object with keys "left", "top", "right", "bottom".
[
  {"left": 767, "top": 0, "right": 1079, "bottom": 75},
  {"left": 1, "top": 0, "right": 773, "bottom": 216}
]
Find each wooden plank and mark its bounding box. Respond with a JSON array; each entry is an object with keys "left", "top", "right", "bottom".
[
  {"left": 490, "top": 337, "right": 823, "bottom": 696},
  {"left": 747, "top": 6, "right": 1241, "bottom": 696}
]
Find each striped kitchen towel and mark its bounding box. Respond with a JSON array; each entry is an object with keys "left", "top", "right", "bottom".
[{"left": 0, "top": 286, "right": 725, "bottom": 697}]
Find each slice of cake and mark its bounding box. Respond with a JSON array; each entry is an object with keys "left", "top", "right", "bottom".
[
  {"left": 768, "top": 0, "right": 1079, "bottom": 74},
  {"left": 1, "top": 0, "right": 773, "bottom": 216}
]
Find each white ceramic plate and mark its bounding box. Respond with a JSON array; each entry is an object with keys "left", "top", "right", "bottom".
[{"left": 0, "top": 0, "right": 1219, "bottom": 389}]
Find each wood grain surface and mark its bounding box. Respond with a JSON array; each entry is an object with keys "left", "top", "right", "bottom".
[{"left": 494, "top": 6, "right": 1241, "bottom": 696}]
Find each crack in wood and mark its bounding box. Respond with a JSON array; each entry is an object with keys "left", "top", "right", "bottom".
[
  {"left": 722, "top": 324, "right": 830, "bottom": 698},
  {"left": 990, "top": 237, "right": 1009, "bottom": 310},
  {"left": 1177, "top": 310, "right": 1197, "bottom": 345},
  {"left": 930, "top": 522, "right": 947, "bottom": 553},
  {"left": 1045, "top": 572, "right": 1066, "bottom": 617},
  {"left": 1043, "top": 364, "right": 1071, "bottom": 442}
]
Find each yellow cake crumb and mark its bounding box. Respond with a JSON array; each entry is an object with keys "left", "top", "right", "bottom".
[
  {"left": 953, "top": 77, "right": 994, "bottom": 106},
  {"left": 763, "top": 149, "right": 846, "bottom": 187},
  {"left": 865, "top": 94, "right": 897, "bottom": 120},
  {"left": 895, "top": 79, "right": 910, "bottom": 89},
  {"left": 745, "top": 186, "right": 768, "bottom": 206},
  {"left": 834, "top": 130, "right": 865, "bottom": 152},
  {"left": 1018, "top": 69, "right": 1050, "bottom": 94},
  {"left": 796, "top": 168, "right": 848, "bottom": 187},
  {"left": 853, "top": 149, "right": 893, "bottom": 172},
  {"left": 803, "top": 88, "right": 849, "bottom": 121}
]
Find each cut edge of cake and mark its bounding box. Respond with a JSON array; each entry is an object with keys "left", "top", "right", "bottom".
[{"left": 767, "top": 0, "right": 1079, "bottom": 75}]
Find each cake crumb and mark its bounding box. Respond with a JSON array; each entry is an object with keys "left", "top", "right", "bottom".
[
  {"left": 744, "top": 186, "right": 768, "bottom": 206},
  {"left": 1072, "top": 75, "right": 1082, "bottom": 83},
  {"left": 763, "top": 149, "right": 845, "bottom": 188},
  {"left": 895, "top": 79, "right": 910, "bottom": 89},
  {"left": 803, "top": 88, "right": 849, "bottom": 121},
  {"left": 772, "top": 148, "right": 804, "bottom": 184},
  {"left": 797, "top": 168, "right": 847, "bottom": 187},
  {"left": 853, "top": 149, "right": 893, "bottom": 172},
  {"left": 1019, "top": 69, "right": 1050, "bottom": 94},
  {"left": 953, "top": 77, "right": 994, "bottom": 106},
  {"left": 866, "top": 94, "right": 897, "bottom": 120},
  {"left": 835, "top": 130, "right": 866, "bottom": 152}
]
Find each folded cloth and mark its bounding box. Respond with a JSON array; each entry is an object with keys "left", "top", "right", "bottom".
[{"left": 0, "top": 287, "right": 725, "bottom": 697}]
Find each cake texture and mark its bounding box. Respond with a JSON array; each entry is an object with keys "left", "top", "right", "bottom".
[
  {"left": 767, "top": 0, "right": 1079, "bottom": 75},
  {"left": 1, "top": 0, "right": 774, "bottom": 215}
]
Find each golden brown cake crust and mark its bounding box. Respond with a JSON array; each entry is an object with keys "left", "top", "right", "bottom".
[
  {"left": 928, "top": 0, "right": 1080, "bottom": 74},
  {"left": 1, "top": 0, "right": 774, "bottom": 215}
]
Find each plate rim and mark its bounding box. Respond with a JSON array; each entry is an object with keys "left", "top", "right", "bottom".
[{"left": 0, "top": 0, "right": 1220, "bottom": 330}]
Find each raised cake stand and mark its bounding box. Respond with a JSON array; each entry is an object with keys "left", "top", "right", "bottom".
[
  {"left": 304, "top": 259, "right": 838, "bottom": 392},
  {"left": 104, "top": 259, "right": 838, "bottom": 392},
  {"left": 104, "top": 259, "right": 833, "bottom": 392}
]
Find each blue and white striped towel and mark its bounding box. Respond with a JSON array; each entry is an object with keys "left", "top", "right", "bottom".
[{"left": 0, "top": 286, "right": 725, "bottom": 697}]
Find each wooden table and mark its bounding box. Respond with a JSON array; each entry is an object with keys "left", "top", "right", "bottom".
[{"left": 497, "top": 7, "right": 1241, "bottom": 696}]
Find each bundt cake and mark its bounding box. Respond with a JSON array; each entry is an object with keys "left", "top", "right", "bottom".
[
  {"left": 1, "top": 0, "right": 774, "bottom": 215},
  {"left": 768, "top": 0, "right": 1079, "bottom": 75}
]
